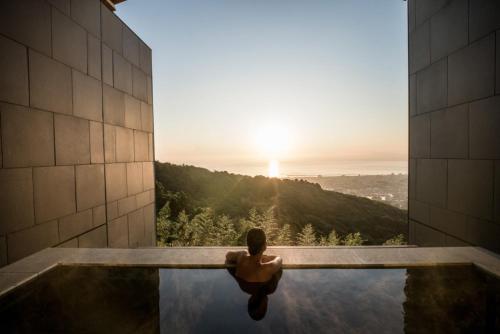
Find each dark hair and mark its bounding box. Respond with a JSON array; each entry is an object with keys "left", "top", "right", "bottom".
[{"left": 247, "top": 228, "right": 266, "bottom": 255}]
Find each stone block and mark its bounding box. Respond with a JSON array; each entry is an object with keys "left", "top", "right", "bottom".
[
  {"left": 0, "top": 168, "right": 34, "bottom": 234},
  {"left": 415, "top": 0, "right": 448, "bottom": 26},
  {"left": 127, "top": 162, "right": 143, "bottom": 195},
  {"left": 78, "top": 225, "right": 107, "bottom": 248},
  {"left": 414, "top": 222, "right": 446, "bottom": 247},
  {"left": 408, "top": 0, "right": 416, "bottom": 33},
  {"left": 408, "top": 220, "right": 416, "bottom": 245},
  {"left": 113, "top": 52, "right": 133, "bottom": 94},
  {"left": 148, "top": 134, "right": 154, "bottom": 161},
  {"left": 29, "top": 50, "right": 72, "bottom": 115},
  {"left": 409, "top": 114, "right": 430, "bottom": 158},
  {"left": 0, "top": 35, "right": 29, "bottom": 105},
  {"left": 141, "top": 102, "right": 153, "bottom": 132},
  {"left": 466, "top": 217, "right": 500, "bottom": 252},
  {"left": 76, "top": 164, "right": 105, "bottom": 211},
  {"left": 104, "top": 124, "right": 116, "bottom": 163},
  {"left": 87, "top": 34, "right": 101, "bottom": 80},
  {"left": 0, "top": 236, "right": 7, "bottom": 266},
  {"left": 430, "top": 104, "right": 468, "bottom": 158},
  {"left": 143, "top": 203, "right": 155, "bottom": 246},
  {"left": 495, "top": 161, "right": 500, "bottom": 223},
  {"left": 108, "top": 216, "right": 128, "bottom": 248},
  {"left": 0, "top": 0, "right": 51, "bottom": 55},
  {"left": 123, "top": 26, "right": 140, "bottom": 66},
  {"left": 93, "top": 205, "right": 106, "bottom": 227},
  {"left": 448, "top": 34, "right": 495, "bottom": 105},
  {"left": 48, "top": 0, "right": 70, "bottom": 15},
  {"left": 416, "top": 159, "right": 447, "bottom": 207},
  {"left": 430, "top": 0, "right": 468, "bottom": 61},
  {"left": 409, "top": 74, "right": 416, "bottom": 117},
  {"left": 54, "top": 114, "right": 90, "bottom": 165},
  {"left": 469, "top": 0, "right": 500, "bottom": 42},
  {"left": 58, "top": 209, "right": 93, "bottom": 241},
  {"left": 101, "top": 3, "right": 123, "bottom": 53},
  {"left": 147, "top": 76, "right": 153, "bottom": 104},
  {"left": 469, "top": 95, "right": 500, "bottom": 159},
  {"left": 58, "top": 238, "right": 78, "bottom": 248},
  {"left": 409, "top": 199, "right": 430, "bottom": 224},
  {"left": 7, "top": 220, "right": 59, "bottom": 263},
  {"left": 128, "top": 208, "right": 145, "bottom": 247},
  {"left": 90, "top": 121, "right": 104, "bottom": 163},
  {"left": 416, "top": 58, "right": 447, "bottom": 114},
  {"left": 143, "top": 162, "right": 154, "bottom": 190},
  {"left": 132, "top": 66, "right": 147, "bottom": 101},
  {"left": 105, "top": 163, "right": 127, "bottom": 202},
  {"left": 139, "top": 42, "right": 152, "bottom": 75},
  {"left": 71, "top": 0, "right": 101, "bottom": 37},
  {"left": 115, "top": 126, "right": 134, "bottom": 162},
  {"left": 52, "top": 8, "right": 87, "bottom": 73},
  {"left": 444, "top": 235, "right": 469, "bottom": 247},
  {"left": 1, "top": 105, "right": 54, "bottom": 167},
  {"left": 497, "top": 32, "right": 500, "bottom": 95},
  {"left": 102, "top": 43, "right": 113, "bottom": 86},
  {"left": 124, "top": 95, "right": 142, "bottom": 130},
  {"left": 409, "top": 158, "right": 416, "bottom": 199},
  {"left": 34, "top": 166, "right": 76, "bottom": 222},
  {"left": 73, "top": 70, "right": 102, "bottom": 121},
  {"left": 134, "top": 131, "right": 149, "bottom": 162},
  {"left": 106, "top": 200, "right": 118, "bottom": 221},
  {"left": 409, "top": 21, "right": 430, "bottom": 74},
  {"left": 429, "top": 206, "right": 467, "bottom": 240},
  {"left": 118, "top": 196, "right": 137, "bottom": 217},
  {"left": 448, "top": 160, "right": 494, "bottom": 220},
  {"left": 136, "top": 191, "right": 151, "bottom": 208},
  {"left": 103, "top": 84, "right": 125, "bottom": 126}
]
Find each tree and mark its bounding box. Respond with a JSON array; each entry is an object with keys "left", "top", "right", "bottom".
[
  {"left": 383, "top": 234, "right": 406, "bottom": 245},
  {"left": 297, "top": 224, "right": 317, "bottom": 246},
  {"left": 343, "top": 232, "right": 364, "bottom": 246},
  {"left": 258, "top": 207, "right": 279, "bottom": 245},
  {"left": 327, "top": 229, "right": 342, "bottom": 245},
  {"left": 276, "top": 224, "right": 293, "bottom": 245}
]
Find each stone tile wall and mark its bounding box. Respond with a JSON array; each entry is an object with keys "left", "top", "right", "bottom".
[
  {"left": 408, "top": 0, "right": 500, "bottom": 252},
  {"left": 0, "top": 0, "right": 155, "bottom": 266}
]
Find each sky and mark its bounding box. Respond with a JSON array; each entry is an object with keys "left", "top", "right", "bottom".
[{"left": 117, "top": 0, "right": 408, "bottom": 176}]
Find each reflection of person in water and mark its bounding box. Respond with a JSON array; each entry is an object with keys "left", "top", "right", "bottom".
[{"left": 225, "top": 228, "right": 283, "bottom": 320}]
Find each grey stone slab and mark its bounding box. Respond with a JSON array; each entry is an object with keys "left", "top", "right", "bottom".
[
  {"left": 469, "top": 95, "right": 500, "bottom": 159},
  {"left": 408, "top": 220, "right": 416, "bottom": 244},
  {"left": 104, "top": 124, "right": 116, "bottom": 163},
  {"left": 0, "top": 247, "right": 70, "bottom": 273},
  {"left": 76, "top": 164, "right": 105, "bottom": 211},
  {"left": 466, "top": 217, "right": 500, "bottom": 253},
  {"left": 127, "top": 162, "right": 143, "bottom": 195},
  {"left": 0, "top": 104, "right": 54, "bottom": 168},
  {"left": 87, "top": 34, "right": 101, "bottom": 81},
  {"left": 29, "top": 50, "right": 72, "bottom": 115},
  {"left": 0, "top": 168, "right": 34, "bottom": 234},
  {"left": 108, "top": 216, "right": 128, "bottom": 248},
  {"left": 58, "top": 238, "right": 78, "bottom": 248},
  {"left": 409, "top": 74, "right": 416, "bottom": 117},
  {"left": 143, "top": 162, "right": 154, "bottom": 190},
  {"left": 430, "top": 0, "right": 468, "bottom": 62},
  {"left": 136, "top": 191, "right": 151, "bottom": 208},
  {"left": 409, "top": 113, "right": 430, "bottom": 158},
  {"left": 444, "top": 235, "right": 469, "bottom": 247},
  {"left": 147, "top": 76, "right": 153, "bottom": 105},
  {"left": 469, "top": 0, "right": 500, "bottom": 42},
  {"left": 414, "top": 222, "right": 446, "bottom": 246},
  {"left": 78, "top": 226, "right": 107, "bottom": 248},
  {"left": 105, "top": 163, "right": 127, "bottom": 202},
  {"left": 33, "top": 166, "right": 76, "bottom": 223},
  {"left": 52, "top": 7, "right": 87, "bottom": 73},
  {"left": 448, "top": 159, "right": 494, "bottom": 220},
  {"left": 118, "top": 196, "right": 137, "bottom": 217},
  {"left": 0, "top": 35, "right": 29, "bottom": 106},
  {"left": 103, "top": 84, "right": 125, "bottom": 126},
  {"left": 58, "top": 209, "right": 93, "bottom": 241},
  {"left": 143, "top": 203, "right": 155, "bottom": 246},
  {"left": 128, "top": 208, "right": 145, "bottom": 247},
  {"left": 140, "top": 102, "right": 153, "bottom": 133},
  {"left": 113, "top": 52, "right": 133, "bottom": 94},
  {"left": 0, "top": 237, "right": 7, "bottom": 267},
  {"left": 409, "top": 20, "right": 430, "bottom": 74},
  {"left": 54, "top": 114, "right": 90, "bottom": 165},
  {"left": 415, "top": 0, "right": 448, "bottom": 26},
  {"left": 124, "top": 95, "right": 141, "bottom": 130},
  {"left": 495, "top": 162, "right": 500, "bottom": 223},
  {"left": 101, "top": 3, "right": 123, "bottom": 53},
  {"left": 148, "top": 134, "right": 154, "bottom": 161},
  {"left": 409, "top": 199, "right": 430, "bottom": 224},
  {"left": 0, "top": 272, "right": 37, "bottom": 295},
  {"left": 408, "top": 0, "right": 416, "bottom": 33},
  {"left": 90, "top": 121, "right": 104, "bottom": 164},
  {"left": 448, "top": 34, "right": 495, "bottom": 106},
  {"left": 123, "top": 26, "right": 140, "bottom": 66},
  {"left": 102, "top": 43, "right": 113, "bottom": 86},
  {"left": 430, "top": 206, "right": 467, "bottom": 240},
  {"left": 92, "top": 205, "right": 106, "bottom": 228},
  {"left": 73, "top": 70, "right": 102, "bottom": 121},
  {"left": 106, "top": 200, "right": 118, "bottom": 221},
  {"left": 416, "top": 159, "right": 447, "bottom": 207},
  {"left": 409, "top": 158, "right": 416, "bottom": 199},
  {"left": 71, "top": 0, "right": 101, "bottom": 37},
  {"left": 132, "top": 66, "right": 147, "bottom": 101},
  {"left": 0, "top": 0, "right": 52, "bottom": 56},
  {"left": 115, "top": 126, "right": 134, "bottom": 162},
  {"left": 430, "top": 104, "right": 469, "bottom": 158},
  {"left": 139, "top": 42, "right": 152, "bottom": 75},
  {"left": 134, "top": 130, "right": 149, "bottom": 162},
  {"left": 416, "top": 58, "right": 447, "bottom": 114},
  {"left": 7, "top": 220, "right": 59, "bottom": 263},
  {"left": 48, "top": 0, "right": 70, "bottom": 15}
]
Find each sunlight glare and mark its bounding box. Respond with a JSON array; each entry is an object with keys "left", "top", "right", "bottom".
[
  {"left": 268, "top": 159, "right": 280, "bottom": 178},
  {"left": 254, "top": 123, "right": 292, "bottom": 159}
]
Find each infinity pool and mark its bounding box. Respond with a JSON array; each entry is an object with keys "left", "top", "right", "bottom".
[{"left": 0, "top": 266, "right": 498, "bottom": 333}]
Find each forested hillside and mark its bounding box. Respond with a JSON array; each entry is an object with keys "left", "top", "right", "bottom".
[{"left": 155, "top": 162, "right": 407, "bottom": 245}]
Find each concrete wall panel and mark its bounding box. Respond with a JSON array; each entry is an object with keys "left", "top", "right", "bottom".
[
  {"left": 416, "top": 58, "right": 447, "bottom": 114},
  {"left": 0, "top": 168, "right": 34, "bottom": 234},
  {"left": 59, "top": 209, "right": 93, "bottom": 241},
  {"left": 469, "top": 95, "right": 500, "bottom": 159},
  {"left": 78, "top": 225, "right": 107, "bottom": 248},
  {"left": 54, "top": 114, "right": 90, "bottom": 165},
  {"left": 7, "top": 220, "right": 58, "bottom": 263},
  {"left": 76, "top": 164, "right": 105, "bottom": 211},
  {"left": 71, "top": 0, "right": 101, "bottom": 37},
  {"left": 430, "top": 104, "right": 468, "bottom": 158},
  {"left": 0, "top": 35, "right": 29, "bottom": 106},
  {"left": 73, "top": 70, "right": 102, "bottom": 121},
  {"left": 105, "top": 163, "right": 127, "bottom": 202},
  {"left": 52, "top": 8, "right": 87, "bottom": 73}
]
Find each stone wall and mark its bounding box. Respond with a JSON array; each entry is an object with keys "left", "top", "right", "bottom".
[
  {"left": 0, "top": 0, "right": 155, "bottom": 266},
  {"left": 408, "top": 0, "right": 499, "bottom": 252}
]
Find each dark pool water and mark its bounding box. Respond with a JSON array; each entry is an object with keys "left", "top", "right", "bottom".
[{"left": 0, "top": 266, "right": 499, "bottom": 333}]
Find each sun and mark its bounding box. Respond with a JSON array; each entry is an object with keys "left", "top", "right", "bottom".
[
  {"left": 254, "top": 123, "right": 292, "bottom": 159},
  {"left": 268, "top": 159, "right": 280, "bottom": 178}
]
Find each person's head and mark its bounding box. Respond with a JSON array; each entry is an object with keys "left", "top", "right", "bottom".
[{"left": 247, "top": 228, "right": 266, "bottom": 256}]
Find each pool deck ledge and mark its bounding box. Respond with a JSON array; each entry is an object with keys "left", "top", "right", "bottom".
[{"left": 1, "top": 246, "right": 499, "bottom": 297}]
